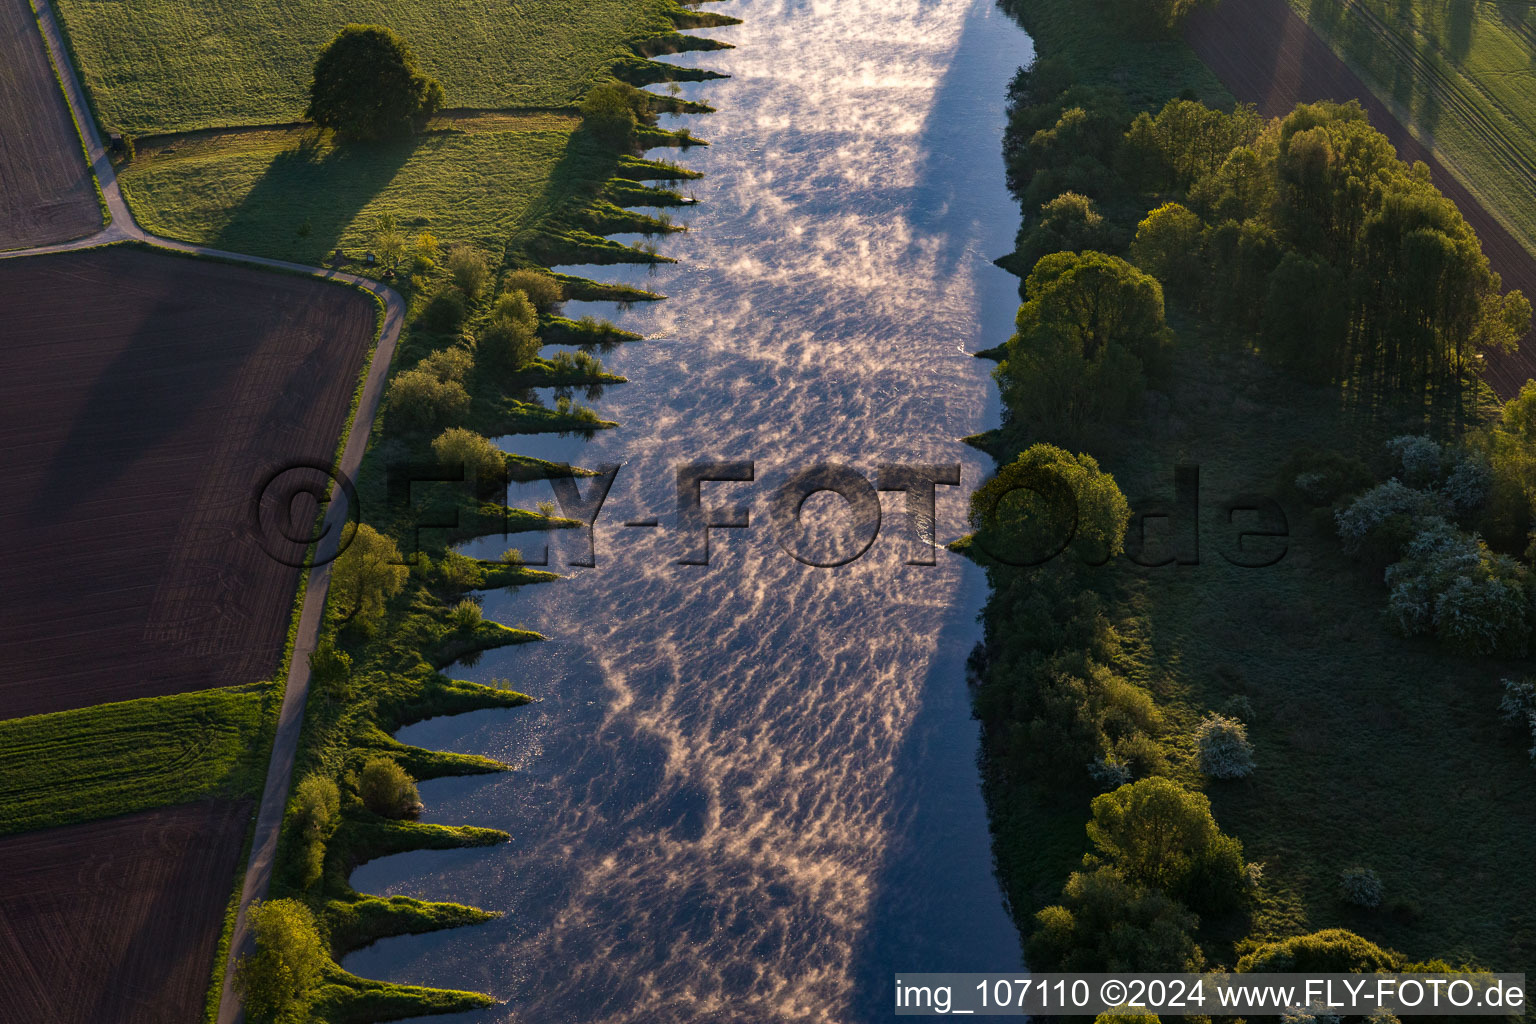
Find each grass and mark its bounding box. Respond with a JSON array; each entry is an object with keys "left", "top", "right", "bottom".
[
  {"left": 0, "top": 684, "right": 270, "bottom": 836},
  {"left": 51, "top": 0, "right": 692, "bottom": 134},
  {"left": 120, "top": 120, "right": 575, "bottom": 264},
  {"left": 1292, "top": 0, "right": 1536, "bottom": 257}
]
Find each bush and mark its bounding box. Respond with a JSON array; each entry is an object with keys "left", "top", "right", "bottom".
[
  {"left": 1340, "top": 866, "right": 1384, "bottom": 908},
  {"left": 1384, "top": 517, "right": 1531, "bottom": 655},
  {"left": 421, "top": 287, "right": 467, "bottom": 334},
  {"left": 331, "top": 524, "right": 408, "bottom": 634},
  {"left": 358, "top": 756, "right": 420, "bottom": 818},
  {"left": 1196, "top": 713, "right": 1255, "bottom": 779},
  {"left": 431, "top": 427, "right": 507, "bottom": 485},
  {"left": 501, "top": 548, "right": 526, "bottom": 566},
  {"left": 1334, "top": 480, "right": 1447, "bottom": 558},
  {"left": 235, "top": 899, "right": 327, "bottom": 1023},
  {"left": 503, "top": 269, "right": 563, "bottom": 312},
  {"left": 1498, "top": 677, "right": 1536, "bottom": 763},
  {"left": 1237, "top": 928, "right": 1401, "bottom": 972},
  {"left": 306, "top": 25, "right": 444, "bottom": 141},
  {"left": 386, "top": 367, "right": 470, "bottom": 432},
  {"left": 291, "top": 774, "right": 340, "bottom": 888},
  {"left": 1279, "top": 447, "right": 1375, "bottom": 508},
  {"left": 446, "top": 247, "right": 492, "bottom": 302},
  {"left": 308, "top": 640, "right": 353, "bottom": 701},
  {"left": 481, "top": 290, "right": 540, "bottom": 367},
  {"left": 448, "top": 597, "right": 482, "bottom": 629}
]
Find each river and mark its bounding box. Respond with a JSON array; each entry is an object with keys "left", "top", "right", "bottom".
[{"left": 344, "top": 0, "right": 1034, "bottom": 1019}]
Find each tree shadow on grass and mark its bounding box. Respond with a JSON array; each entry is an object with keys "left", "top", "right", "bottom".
[{"left": 208, "top": 130, "right": 416, "bottom": 263}]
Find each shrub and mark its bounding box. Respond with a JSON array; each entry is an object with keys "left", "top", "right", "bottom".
[
  {"left": 1237, "top": 928, "right": 1401, "bottom": 972},
  {"left": 1334, "top": 480, "right": 1447, "bottom": 557},
  {"left": 358, "top": 756, "right": 420, "bottom": 818},
  {"left": 1196, "top": 713, "right": 1255, "bottom": 779},
  {"left": 292, "top": 775, "right": 339, "bottom": 841},
  {"left": 503, "top": 269, "right": 563, "bottom": 312},
  {"left": 1384, "top": 518, "right": 1531, "bottom": 655},
  {"left": 431, "top": 427, "right": 506, "bottom": 484},
  {"left": 448, "top": 597, "right": 482, "bottom": 629},
  {"left": 1279, "top": 447, "right": 1374, "bottom": 507},
  {"left": 331, "top": 524, "right": 408, "bottom": 634},
  {"left": 446, "top": 247, "right": 492, "bottom": 302},
  {"left": 440, "top": 549, "right": 480, "bottom": 588},
  {"left": 421, "top": 287, "right": 467, "bottom": 334},
  {"left": 418, "top": 345, "right": 473, "bottom": 383},
  {"left": 306, "top": 25, "right": 444, "bottom": 141},
  {"left": 386, "top": 367, "right": 470, "bottom": 431},
  {"left": 1386, "top": 434, "right": 1446, "bottom": 488},
  {"left": 235, "top": 899, "right": 327, "bottom": 1022},
  {"left": 412, "top": 231, "right": 440, "bottom": 270},
  {"left": 1340, "top": 866, "right": 1384, "bottom": 908},
  {"left": 308, "top": 640, "right": 353, "bottom": 700},
  {"left": 1220, "top": 694, "right": 1255, "bottom": 721},
  {"left": 1498, "top": 677, "right": 1536, "bottom": 762},
  {"left": 481, "top": 290, "right": 540, "bottom": 367},
  {"left": 501, "top": 548, "right": 526, "bottom": 566}
]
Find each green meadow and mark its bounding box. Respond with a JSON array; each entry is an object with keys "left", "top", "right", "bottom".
[
  {"left": 121, "top": 119, "right": 576, "bottom": 264},
  {"left": 53, "top": 0, "right": 686, "bottom": 134},
  {"left": 0, "top": 685, "right": 269, "bottom": 836}
]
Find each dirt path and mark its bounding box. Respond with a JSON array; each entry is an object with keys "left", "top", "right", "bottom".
[
  {"left": 1185, "top": 0, "right": 1536, "bottom": 398},
  {"left": 3, "top": 2, "right": 406, "bottom": 1020}
]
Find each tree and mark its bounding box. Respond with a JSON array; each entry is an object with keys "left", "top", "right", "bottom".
[
  {"left": 1030, "top": 866, "right": 1204, "bottom": 970},
  {"left": 1086, "top": 776, "right": 1246, "bottom": 911},
  {"left": 1010, "top": 191, "right": 1115, "bottom": 272},
  {"left": 306, "top": 25, "right": 444, "bottom": 141},
  {"left": 502, "top": 268, "right": 563, "bottom": 312},
  {"left": 372, "top": 213, "right": 405, "bottom": 268},
  {"left": 446, "top": 247, "right": 492, "bottom": 302},
  {"left": 358, "top": 756, "right": 420, "bottom": 818},
  {"left": 1130, "top": 203, "right": 1205, "bottom": 303},
  {"left": 330, "top": 523, "right": 408, "bottom": 633},
  {"left": 308, "top": 639, "right": 354, "bottom": 700},
  {"left": 291, "top": 774, "right": 340, "bottom": 887},
  {"left": 480, "top": 290, "right": 540, "bottom": 367},
  {"left": 235, "top": 899, "right": 326, "bottom": 1023},
  {"left": 969, "top": 443, "right": 1131, "bottom": 567},
  {"left": 580, "top": 81, "right": 652, "bottom": 141},
  {"left": 431, "top": 427, "right": 507, "bottom": 484},
  {"left": 1021, "top": 250, "right": 1172, "bottom": 370}
]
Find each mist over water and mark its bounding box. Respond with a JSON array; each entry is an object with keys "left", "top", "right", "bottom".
[{"left": 344, "top": 0, "right": 1033, "bottom": 1019}]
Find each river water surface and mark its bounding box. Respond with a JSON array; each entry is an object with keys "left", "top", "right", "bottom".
[{"left": 345, "top": 0, "right": 1033, "bottom": 1019}]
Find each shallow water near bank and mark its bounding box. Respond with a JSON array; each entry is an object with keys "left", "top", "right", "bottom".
[{"left": 345, "top": 0, "right": 1033, "bottom": 1019}]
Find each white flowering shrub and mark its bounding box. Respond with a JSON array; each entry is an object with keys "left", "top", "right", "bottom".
[
  {"left": 1087, "top": 752, "right": 1133, "bottom": 790},
  {"left": 1385, "top": 519, "right": 1532, "bottom": 655},
  {"left": 1340, "top": 866, "right": 1384, "bottom": 908},
  {"left": 1197, "top": 713, "right": 1255, "bottom": 779},
  {"left": 1334, "top": 481, "right": 1446, "bottom": 555},
  {"left": 1442, "top": 450, "right": 1492, "bottom": 516},
  {"left": 1387, "top": 434, "right": 1446, "bottom": 488},
  {"left": 1499, "top": 678, "right": 1536, "bottom": 762}
]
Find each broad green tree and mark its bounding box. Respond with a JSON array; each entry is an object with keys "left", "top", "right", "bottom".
[
  {"left": 330, "top": 523, "right": 408, "bottom": 633},
  {"left": 235, "top": 900, "right": 327, "bottom": 1023},
  {"left": 1086, "top": 776, "right": 1246, "bottom": 910},
  {"left": 307, "top": 25, "right": 444, "bottom": 140}
]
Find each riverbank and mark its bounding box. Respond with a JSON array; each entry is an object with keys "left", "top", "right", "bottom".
[{"left": 980, "top": 0, "right": 1536, "bottom": 977}]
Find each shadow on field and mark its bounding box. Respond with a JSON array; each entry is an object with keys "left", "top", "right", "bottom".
[{"left": 210, "top": 132, "right": 413, "bottom": 259}]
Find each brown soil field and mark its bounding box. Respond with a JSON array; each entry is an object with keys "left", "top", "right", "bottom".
[
  {"left": 0, "top": 0, "right": 101, "bottom": 249},
  {"left": 0, "top": 800, "right": 250, "bottom": 1024},
  {"left": 1185, "top": 0, "right": 1536, "bottom": 398},
  {"left": 0, "top": 246, "right": 376, "bottom": 719}
]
